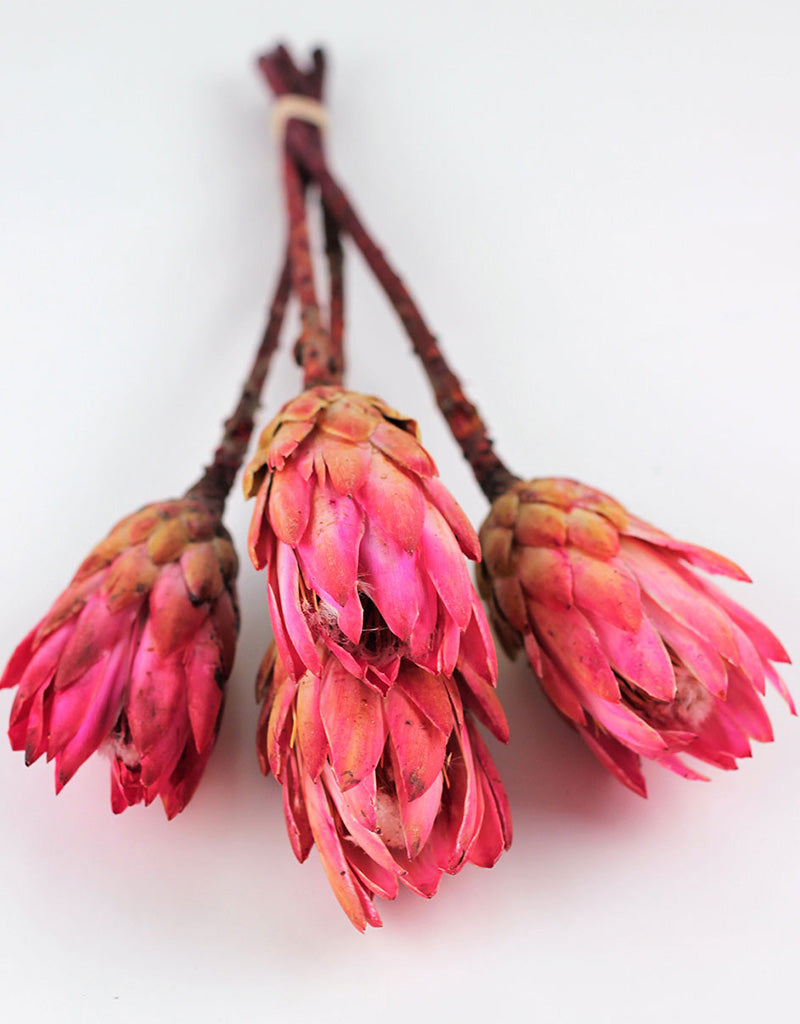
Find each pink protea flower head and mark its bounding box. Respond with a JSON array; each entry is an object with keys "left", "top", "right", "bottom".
[
  {"left": 478, "top": 478, "right": 792, "bottom": 796},
  {"left": 243, "top": 386, "right": 491, "bottom": 689},
  {"left": 256, "top": 637, "right": 511, "bottom": 931},
  {"left": 1, "top": 498, "right": 239, "bottom": 817}
]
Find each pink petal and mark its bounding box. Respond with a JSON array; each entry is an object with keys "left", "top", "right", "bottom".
[
  {"left": 685, "top": 738, "right": 738, "bottom": 771},
  {"left": 694, "top": 706, "right": 751, "bottom": 760},
  {"left": 565, "top": 507, "right": 620, "bottom": 559},
  {"left": 587, "top": 609, "right": 675, "bottom": 701},
  {"left": 692, "top": 574, "right": 790, "bottom": 664},
  {"left": 721, "top": 667, "right": 773, "bottom": 743},
  {"left": 765, "top": 662, "right": 796, "bottom": 714},
  {"left": 420, "top": 477, "right": 481, "bottom": 560},
  {"left": 581, "top": 691, "right": 667, "bottom": 758},
  {"left": 455, "top": 667, "right": 509, "bottom": 743},
  {"left": 266, "top": 673, "right": 299, "bottom": 781},
  {"left": 538, "top": 652, "right": 587, "bottom": 726},
  {"left": 295, "top": 671, "right": 328, "bottom": 782},
  {"left": 138, "top": 703, "right": 190, "bottom": 789},
  {"left": 160, "top": 736, "right": 214, "bottom": 819},
  {"left": 127, "top": 624, "right": 187, "bottom": 756},
  {"left": 624, "top": 516, "right": 750, "bottom": 580},
  {"left": 149, "top": 565, "right": 208, "bottom": 660},
  {"left": 465, "top": 717, "right": 512, "bottom": 865},
  {"left": 247, "top": 482, "right": 270, "bottom": 570},
  {"left": 432, "top": 721, "right": 481, "bottom": 873},
  {"left": 579, "top": 718, "right": 647, "bottom": 797},
  {"left": 322, "top": 766, "right": 400, "bottom": 880},
  {"left": 184, "top": 620, "right": 225, "bottom": 754},
  {"left": 517, "top": 546, "right": 573, "bottom": 609},
  {"left": 282, "top": 753, "right": 314, "bottom": 862},
  {"left": 397, "top": 770, "right": 444, "bottom": 859},
  {"left": 11, "top": 628, "right": 68, "bottom": 709},
  {"left": 419, "top": 505, "right": 473, "bottom": 631},
  {"left": 570, "top": 550, "right": 642, "bottom": 632},
  {"left": 408, "top": 574, "right": 439, "bottom": 666},
  {"left": 321, "top": 438, "right": 371, "bottom": 496},
  {"left": 268, "top": 462, "right": 313, "bottom": 545},
  {"left": 301, "top": 768, "right": 379, "bottom": 932},
  {"left": 358, "top": 520, "right": 420, "bottom": 642},
  {"left": 621, "top": 540, "right": 740, "bottom": 665},
  {"left": 457, "top": 594, "right": 498, "bottom": 686},
  {"left": 527, "top": 601, "right": 620, "bottom": 701},
  {"left": 385, "top": 685, "right": 448, "bottom": 801},
  {"left": 358, "top": 451, "right": 425, "bottom": 552},
  {"left": 338, "top": 770, "right": 378, "bottom": 832},
  {"left": 320, "top": 660, "right": 385, "bottom": 790},
  {"left": 369, "top": 421, "right": 436, "bottom": 478},
  {"left": 295, "top": 484, "right": 362, "bottom": 609},
  {"left": 20, "top": 685, "right": 54, "bottom": 765},
  {"left": 266, "top": 561, "right": 306, "bottom": 682},
  {"left": 523, "top": 631, "right": 544, "bottom": 677},
  {"left": 54, "top": 595, "right": 131, "bottom": 691},
  {"left": 344, "top": 843, "right": 400, "bottom": 901},
  {"left": 396, "top": 664, "right": 454, "bottom": 735},
  {"left": 54, "top": 644, "right": 130, "bottom": 789},
  {"left": 643, "top": 596, "right": 728, "bottom": 700},
  {"left": 393, "top": 842, "right": 443, "bottom": 898},
  {"left": 265, "top": 419, "right": 316, "bottom": 471},
  {"left": 654, "top": 752, "right": 709, "bottom": 782},
  {"left": 275, "top": 544, "right": 322, "bottom": 676}
]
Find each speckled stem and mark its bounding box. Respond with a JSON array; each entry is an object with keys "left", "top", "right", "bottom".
[
  {"left": 257, "top": 45, "right": 519, "bottom": 503},
  {"left": 186, "top": 257, "right": 292, "bottom": 512}
]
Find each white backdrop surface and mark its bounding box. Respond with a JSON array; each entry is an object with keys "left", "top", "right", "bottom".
[{"left": 1, "top": 2, "right": 798, "bottom": 1022}]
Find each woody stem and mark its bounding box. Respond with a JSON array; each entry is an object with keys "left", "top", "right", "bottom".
[
  {"left": 186, "top": 257, "right": 292, "bottom": 511},
  {"left": 283, "top": 154, "right": 342, "bottom": 388},
  {"left": 323, "top": 202, "right": 345, "bottom": 376}
]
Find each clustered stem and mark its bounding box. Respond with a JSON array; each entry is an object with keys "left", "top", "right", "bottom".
[
  {"left": 187, "top": 257, "right": 292, "bottom": 512},
  {"left": 258, "top": 45, "right": 519, "bottom": 503},
  {"left": 266, "top": 46, "right": 344, "bottom": 390}
]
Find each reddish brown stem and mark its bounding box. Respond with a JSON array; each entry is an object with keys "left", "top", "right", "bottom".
[
  {"left": 186, "top": 257, "right": 292, "bottom": 512},
  {"left": 323, "top": 203, "right": 345, "bottom": 375},
  {"left": 283, "top": 153, "right": 340, "bottom": 387},
  {"left": 257, "top": 46, "right": 519, "bottom": 503},
  {"left": 267, "top": 46, "right": 342, "bottom": 388}
]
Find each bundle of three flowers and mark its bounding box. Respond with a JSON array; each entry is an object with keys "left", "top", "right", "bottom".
[{"left": 0, "top": 42, "right": 790, "bottom": 931}]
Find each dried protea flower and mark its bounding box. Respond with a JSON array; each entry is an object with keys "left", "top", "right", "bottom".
[
  {"left": 478, "top": 478, "right": 792, "bottom": 794},
  {"left": 243, "top": 386, "right": 491, "bottom": 689},
  {"left": 256, "top": 640, "right": 511, "bottom": 931},
  {"left": 1, "top": 499, "right": 238, "bottom": 817},
  {"left": 1, "top": 259, "right": 291, "bottom": 816}
]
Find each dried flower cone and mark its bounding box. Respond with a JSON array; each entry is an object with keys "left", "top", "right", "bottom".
[
  {"left": 256, "top": 642, "right": 511, "bottom": 931},
  {"left": 478, "top": 478, "right": 792, "bottom": 795},
  {"left": 244, "top": 386, "right": 491, "bottom": 689},
  {"left": 1, "top": 499, "right": 239, "bottom": 817}
]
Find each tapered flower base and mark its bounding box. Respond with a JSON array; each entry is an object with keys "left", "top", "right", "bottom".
[
  {"left": 257, "top": 643, "right": 511, "bottom": 930},
  {"left": 2, "top": 499, "right": 239, "bottom": 817},
  {"left": 478, "top": 478, "right": 792, "bottom": 794}
]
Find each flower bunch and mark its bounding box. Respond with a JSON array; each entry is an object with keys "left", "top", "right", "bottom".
[{"left": 0, "top": 42, "right": 791, "bottom": 934}]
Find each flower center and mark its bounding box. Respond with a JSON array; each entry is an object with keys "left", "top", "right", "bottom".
[{"left": 622, "top": 660, "right": 714, "bottom": 732}]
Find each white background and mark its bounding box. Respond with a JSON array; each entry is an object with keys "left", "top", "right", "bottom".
[{"left": 1, "top": 2, "right": 799, "bottom": 1021}]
